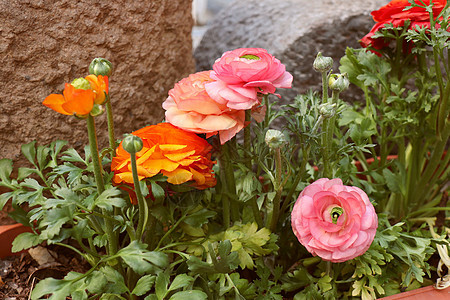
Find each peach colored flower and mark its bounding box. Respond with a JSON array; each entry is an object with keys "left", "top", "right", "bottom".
[
  {"left": 205, "top": 48, "right": 293, "bottom": 110},
  {"left": 43, "top": 83, "right": 95, "bottom": 116},
  {"left": 111, "top": 123, "right": 216, "bottom": 193},
  {"left": 291, "top": 178, "right": 378, "bottom": 263},
  {"left": 360, "top": 0, "right": 447, "bottom": 51},
  {"left": 86, "top": 75, "right": 109, "bottom": 104},
  {"left": 163, "top": 71, "right": 245, "bottom": 144}
]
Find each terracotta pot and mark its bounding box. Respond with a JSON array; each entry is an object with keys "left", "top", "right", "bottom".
[
  {"left": 379, "top": 285, "right": 450, "bottom": 299},
  {"left": 0, "top": 223, "right": 32, "bottom": 259}
]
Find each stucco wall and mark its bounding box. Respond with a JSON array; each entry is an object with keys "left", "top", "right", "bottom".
[{"left": 0, "top": 0, "right": 195, "bottom": 161}]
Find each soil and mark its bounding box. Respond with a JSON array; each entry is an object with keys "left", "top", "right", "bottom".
[{"left": 0, "top": 205, "right": 90, "bottom": 299}]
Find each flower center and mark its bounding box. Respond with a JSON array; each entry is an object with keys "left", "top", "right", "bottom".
[
  {"left": 330, "top": 206, "right": 344, "bottom": 224},
  {"left": 240, "top": 54, "right": 260, "bottom": 60}
]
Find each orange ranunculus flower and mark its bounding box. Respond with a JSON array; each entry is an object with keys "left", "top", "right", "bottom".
[
  {"left": 360, "top": 0, "right": 447, "bottom": 51},
  {"left": 111, "top": 123, "right": 216, "bottom": 192},
  {"left": 86, "top": 74, "right": 109, "bottom": 104},
  {"left": 43, "top": 83, "right": 95, "bottom": 116},
  {"left": 163, "top": 71, "right": 245, "bottom": 144}
]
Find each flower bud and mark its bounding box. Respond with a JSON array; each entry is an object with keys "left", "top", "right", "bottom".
[
  {"left": 329, "top": 73, "right": 350, "bottom": 93},
  {"left": 122, "top": 134, "right": 144, "bottom": 154},
  {"left": 318, "top": 103, "right": 337, "bottom": 119},
  {"left": 265, "top": 129, "right": 286, "bottom": 149},
  {"left": 313, "top": 52, "right": 333, "bottom": 73},
  {"left": 90, "top": 103, "right": 104, "bottom": 117},
  {"left": 71, "top": 78, "right": 91, "bottom": 90},
  {"left": 89, "top": 58, "right": 113, "bottom": 77}
]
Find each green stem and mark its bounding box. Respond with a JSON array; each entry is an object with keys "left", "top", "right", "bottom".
[
  {"left": 321, "top": 70, "right": 332, "bottom": 178},
  {"left": 326, "top": 261, "right": 332, "bottom": 277},
  {"left": 155, "top": 215, "right": 186, "bottom": 250},
  {"left": 244, "top": 110, "right": 263, "bottom": 228},
  {"left": 269, "top": 147, "right": 283, "bottom": 232},
  {"left": 105, "top": 96, "right": 116, "bottom": 152},
  {"left": 218, "top": 154, "right": 230, "bottom": 228},
  {"left": 86, "top": 114, "right": 117, "bottom": 256},
  {"left": 130, "top": 154, "right": 148, "bottom": 241}
]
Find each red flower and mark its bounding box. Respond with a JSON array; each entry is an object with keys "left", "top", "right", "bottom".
[{"left": 360, "top": 0, "right": 447, "bottom": 51}]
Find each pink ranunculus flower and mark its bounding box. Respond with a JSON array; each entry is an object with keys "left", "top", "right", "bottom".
[
  {"left": 291, "top": 178, "right": 378, "bottom": 263},
  {"left": 205, "top": 48, "right": 293, "bottom": 110},
  {"left": 162, "top": 71, "right": 246, "bottom": 144}
]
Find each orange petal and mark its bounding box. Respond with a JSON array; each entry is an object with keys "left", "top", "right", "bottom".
[
  {"left": 163, "top": 168, "right": 193, "bottom": 185},
  {"left": 62, "top": 87, "right": 94, "bottom": 116},
  {"left": 190, "top": 167, "right": 206, "bottom": 185},
  {"left": 158, "top": 144, "right": 188, "bottom": 152},
  {"left": 43, "top": 94, "right": 71, "bottom": 115},
  {"left": 163, "top": 150, "right": 196, "bottom": 162},
  {"left": 143, "top": 158, "right": 180, "bottom": 173},
  {"left": 136, "top": 146, "right": 156, "bottom": 165}
]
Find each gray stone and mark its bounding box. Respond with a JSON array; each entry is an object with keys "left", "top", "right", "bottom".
[{"left": 194, "top": 0, "right": 389, "bottom": 103}]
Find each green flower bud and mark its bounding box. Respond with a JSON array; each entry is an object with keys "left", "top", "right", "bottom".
[
  {"left": 313, "top": 52, "right": 333, "bottom": 73},
  {"left": 89, "top": 58, "right": 113, "bottom": 77},
  {"left": 329, "top": 73, "right": 350, "bottom": 93},
  {"left": 265, "top": 129, "right": 286, "bottom": 149},
  {"left": 330, "top": 206, "right": 344, "bottom": 224},
  {"left": 240, "top": 54, "right": 260, "bottom": 60},
  {"left": 122, "top": 134, "right": 143, "bottom": 154},
  {"left": 318, "top": 103, "right": 337, "bottom": 119},
  {"left": 71, "top": 78, "right": 91, "bottom": 90},
  {"left": 90, "top": 103, "right": 104, "bottom": 117}
]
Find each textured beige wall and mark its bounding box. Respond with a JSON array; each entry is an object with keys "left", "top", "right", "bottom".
[{"left": 0, "top": 0, "right": 195, "bottom": 161}]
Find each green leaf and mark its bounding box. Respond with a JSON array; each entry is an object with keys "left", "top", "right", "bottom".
[
  {"left": 151, "top": 181, "right": 165, "bottom": 202},
  {"left": 85, "top": 270, "right": 108, "bottom": 294},
  {"left": 382, "top": 169, "right": 404, "bottom": 195},
  {"left": 99, "top": 294, "right": 127, "bottom": 300},
  {"left": 30, "top": 277, "right": 71, "bottom": 300},
  {"left": 168, "top": 274, "right": 194, "bottom": 292},
  {"left": 95, "top": 186, "right": 126, "bottom": 211},
  {"left": 169, "top": 290, "right": 207, "bottom": 300},
  {"left": 184, "top": 208, "right": 216, "bottom": 227},
  {"left": 21, "top": 141, "right": 37, "bottom": 166},
  {"left": 61, "top": 148, "right": 88, "bottom": 165},
  {"left": 155, "top": 272, "right": 169, "bottom": 300},
  {"left": 0, "top": 191, "right": 13, "bottom": 210},
  {"left": 117, "top": 241, "right": 169, "bottom": 275},
  {"left": 101, "top": 266, "right": 129, "bottom": 294},
  {"left": 0, "top": 158, "right": 13, "bottom": 184},
  {"left": 17, "top": 167, "right": 38, "bottom": 181},
  {"left": 12, "top": 232, "right": 42, "bottom": 252},
  {"left": 36, "top": 144, "right": 51, "bottom": 170},
  {"left": 132, "top": 275, "right": 156, "bottom": 296}
]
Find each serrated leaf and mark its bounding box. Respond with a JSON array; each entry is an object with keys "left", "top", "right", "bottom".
[
  {"left": 12, "top": 232, "right": 41, "bottom": 252},
  {"left": 132, "top": 275, "right": 156, "bottom": 296},
  {"left": 155, "top": 272, "right": 169, "bottom": 300},
  {"left": 101, "top": 266, "right": 129, "bottom": 294},
  {"left": 21, "top": 141, "right": 37, "bottom": 166},
  {"left": 0, "top": 191, "right": 14, "bottom": 210},
  {"left": 62, "top": 148, "right": 88, "bottom": 164},
  {"left": 17, "top": 167, "right": 38, "bottom": 181},
  {"left": 30, "top": 277, "right": 72, "bottom": 300},
  {"left": 117, "top": 241, "right": 169, "bottom": 275},
  {"left": 169, "top": 290, "right": 207, "bottom": 300},
  {"left": 36, "top": 144, "right": 51, "bottom": 170},
  {"left": 151, "top": 181, "right": 165, "bottom": 202},
  {"left": 85, "top": 271, "right": 108, "bottom": 294},
  {"left": 184, "top": 208, "right": 216, "bottom": 227},
  {"left": 0, "top": 158, "right": 13, "bottom": 184},
  {"left": 168, "top": 274, "right": 194, "bottom": 292},
  {"left": 95, "top": 187, "right": 126, "bottom": 211}
]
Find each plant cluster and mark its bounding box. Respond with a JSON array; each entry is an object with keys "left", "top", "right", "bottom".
[{"left": 0, "top": 0, "right": 448, "bottom": 299}]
